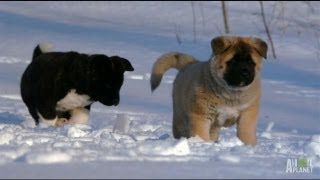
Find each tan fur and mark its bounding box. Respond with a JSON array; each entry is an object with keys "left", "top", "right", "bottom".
[
  {"left": 150, "top": 52, "right": 198, "bottom": 91},
  {"left": 150, "top": 36, "right": 268, "bottom": 145}
]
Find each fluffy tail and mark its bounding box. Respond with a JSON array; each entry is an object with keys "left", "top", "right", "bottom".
[
  {"left": 150, "top": 52, "right": 198, "bottom": 92},
  {"left": 32, "top": 43, "right": 54, "bottom": 61}
]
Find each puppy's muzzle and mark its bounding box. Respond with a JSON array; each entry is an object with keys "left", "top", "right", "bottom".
[{"left": 241, "top": 67, "right": 251, "bottom": 79}]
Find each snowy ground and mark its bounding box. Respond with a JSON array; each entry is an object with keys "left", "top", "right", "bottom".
[{"left": 0, "top": 1, "right": 319, "bottom": 179}]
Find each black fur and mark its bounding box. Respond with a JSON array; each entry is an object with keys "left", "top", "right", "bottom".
[
  {"left": 21, "top": 44, "right": 134, "bottom": 125},
  {"left": 223, "top": 42, "right": 256, "bottom": 88}
]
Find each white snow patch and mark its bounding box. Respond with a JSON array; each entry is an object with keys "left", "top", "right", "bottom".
[
  {"left": 113, "top": 113, "right": 131, "bottom": 134},
  {"left": 139, "top": 124, "right": 160, "bottom": 132},
  {"left": 138, "top": 138, "right": 190, "bottom": 156},
  {"left": 261, "top": 121, "right": 275, "bottom": 139},
  {"left": 162, "top": 139, "right": 190, "bottom": 156},
  {"left": 217, "top": 136, "right": 244, "bottom": 148},
  {"left": 219, "top": 154, "right": 241, "bottom": 163},
  {"left": 0, "top": 94, "right": 22, "bottom": 100},
  {"left": 0, "top": 132, "right": 14, "bottom": 145},
  {"left": 305, "top": 135, "right": 320, "bottom": 157},
  {"left": 66, "top": 124, "right": 92, "bottom": 138},
  {"left": 21, "top": 117, "right": 36, "bottom": 128},
  {"left": 26, "top": 152, "right": 72, "bottom": 164}
]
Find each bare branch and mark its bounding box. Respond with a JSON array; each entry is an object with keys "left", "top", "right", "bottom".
[
  {"left": 259, "top": 1, "right": 277, "bottom": 59},
  {"left": 191, "top": 1, "right": 197, "bottom": 43},
  {"left": 174, "top": 23, "right": 182, "bottom": 44},
  {"left": 199, "top": 2, "right": 206, "bottom": 28},
  {"left": 221, "top": 1, "right": 230, "bottom": 34}
]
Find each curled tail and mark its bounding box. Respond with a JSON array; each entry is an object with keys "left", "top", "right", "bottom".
[
  {"left": 150, "top": 52, "right": 198, "bottom": 92},
  {"left": 32, "top": 43, "right": 54, "bottom": 61}
]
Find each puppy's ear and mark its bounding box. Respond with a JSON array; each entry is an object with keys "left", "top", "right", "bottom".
[
  {"left": 121, "top": 58, "right": 134, "bottom": 72},
  {"left": 211, "top": 36, "right": 232, "bottom": 56},
  {"left": 111, "top": 56, "right": 134, "bottom": 72},
  {"left": 251, "top": 38, "right": 268, "bottom": 59}
]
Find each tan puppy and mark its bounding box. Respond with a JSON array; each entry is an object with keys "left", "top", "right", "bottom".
[{"left": 150, "top": 36, "right": 267, "bottom": 145}]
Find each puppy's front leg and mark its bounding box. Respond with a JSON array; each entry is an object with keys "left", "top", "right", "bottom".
[
  {"left": 237, "top": 101, "right": 260, "bottom": 145},
  {"left": 37, "top": 105, "right": 58, "bottom": 126},
  {"left": 210, "top": 125, "right": 221, "bottom": 142},
  {"left": 189, "top": 112, "right": 211, "bottom": 141}
]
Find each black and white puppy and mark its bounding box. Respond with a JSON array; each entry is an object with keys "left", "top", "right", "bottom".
[{"left": 21, "top": 43, "right": 134, "bottom": 126}]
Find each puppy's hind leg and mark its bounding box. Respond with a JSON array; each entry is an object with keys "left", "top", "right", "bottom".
[
  {"left": 26, "top": 104, "right": 40, "bottom": 125},
  {"left": 172, "top": 111, "right": 190, "bottom": 139}
]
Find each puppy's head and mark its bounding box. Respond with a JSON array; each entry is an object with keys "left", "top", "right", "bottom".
[
  {"left": 89, "top": 55, "right": 134, "bottom": 106},
  {"left": 210, "top": 36, "right": 267, "bottom": 89}
]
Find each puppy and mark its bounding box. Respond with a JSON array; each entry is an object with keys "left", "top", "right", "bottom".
[
  {"left": 150, "top": 36, "right": 267, "bottom": 145},
  {"left": 21, "top": 43, "right": 134, "bottom": 126}
]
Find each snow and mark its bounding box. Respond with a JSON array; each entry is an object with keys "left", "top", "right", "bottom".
[
  {"left": 261, "top": 121, "right": 275, "bottom": 139},
  {"left": 113, "top": 113, "right": 131, "bottom": 134},
  {"left": 0, "top": 1, "right": 319, "bottom": 178},
  {"left": 25, "top": 152, "right": 72, "bottom": 164},
  {"left": 305, "top": 135, "right": 320, "bottom": 158}
]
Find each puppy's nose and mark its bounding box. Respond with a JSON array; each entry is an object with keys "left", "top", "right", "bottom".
[
  {"left": 241, "top": 68, "right": 250, "bottom": 78},
  {"left": 112, "top": 99, "right": 119, "bottom": 106}
]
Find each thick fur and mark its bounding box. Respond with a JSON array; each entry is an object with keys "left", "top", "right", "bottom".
[
  {"left": 150, "top": 36, "right": 267, "bottom": 145},
  {"left": 21, "top": 43, "right": 134, "bottom": 126}
]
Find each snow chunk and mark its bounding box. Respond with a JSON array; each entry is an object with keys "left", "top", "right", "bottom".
[
  {"left": 66, "top": 124, "right": 92, "bottom": 138},
  {"left": 218, "top": 136, "right": 244, "bottom": 148},
  {"left": 111, "top": 133, "right": 133, "bottom": 143},
  {"left": 162, "top": 139, "right": 190, "bottom": 156},
  {"left": 0, "top": 132, "right": 14, "bottom": 145},
  {"left": 113, "top": 114, "right": 131, "bottom": 134},
  {"left": 305, "top": 135, "right": 320, "bottom": 156},
  {"left": 139, "top": 124, "right": 160, "bottom": 132},
  {"left": 21, "top": 117, "right": 36, "bottom": 128},
  {"left": 261, "top": 121, "right": 275, "bottom": 139},
  {"left": 26, "top": 152, "right": 72, "bottom": 164},
  {"left": 144, "top": 73, "right": 151, "bottom": 80}
]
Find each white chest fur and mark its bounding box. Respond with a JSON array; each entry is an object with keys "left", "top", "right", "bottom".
[
  {"left": 215, "top": 99, "right": 255, "bottom": 126},
  {"left": 56, "top": 89, "right": 92, "bottom": 111},
  {"left": 216, "top": 106, "right": 239, "bottom": 125}
]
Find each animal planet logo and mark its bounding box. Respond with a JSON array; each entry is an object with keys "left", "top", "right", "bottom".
[{"left": 286, "top": 158, "right": 313, "bottom": 173}]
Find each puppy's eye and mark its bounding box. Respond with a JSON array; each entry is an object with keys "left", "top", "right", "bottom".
[
  {"left": 248, "top": 60, "right": 255, "bottom": 65},
  {"left": 227, "top": 59, "right": 234, "bottom": 65}
]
